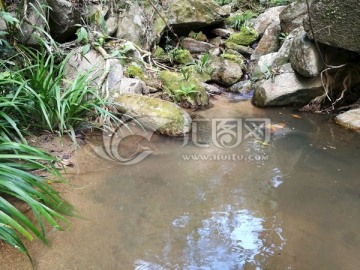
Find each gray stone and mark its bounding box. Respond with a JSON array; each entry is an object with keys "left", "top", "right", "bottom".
[
  {"left": 289, "top": 28, "right": 324, "bottom": 77},
  {"left": 181, "top": 38, "right": 215, "bottom": 53},
  {"left": 229, "top": 80, "right": 253, "bottom": 95},
  {"left": 209, "top": 57, "right": 243, "bottom": 86},
  {"left": 19, "top": 0, "right": 47, "bottom": 45},
  {"left": 209, "top": 47, "right": 222, "bottom": 57},
  {"left": 252, "top": 64, "right": 324, "bottom": 107},
  {"left": 118, "top": 78, "right": 149, "bottom": 95},
  {"left": 253, "top": 6, "right": 286, "bottom": 35},
  {"left": 210, "top": 28, "right": 232, "bottom": 38},
  {"left": 304, "top": 0, "right": 360, "bottom": 53},
  {"left": 335, "top": 108, "right": 360, "bottom": 131},
  {"left": 115, "top": 94, "right": 192, "bottom": 136},
  {"left": 201, "top": 83, "right": 222, "bottom": 95},
  {"left": 48, "top": 0, "right": 81, "bottom": 42},
  {"left": 225, "top": 42, "right": 254, "bottom": 55},
  {"left": 64, "top": 47, "right": 124, "bottom": 94},
  {"left": 106, "top": 16, "right": 119, "bottom": 37},
  {"left": 209, "top": 36, "right": 222, "bottom": 47},
  {"left": 252, "top": 21, "right": 281, "bottom": 59},
  {"left": 280, "top": 1, "right": 307, "bottom": 33}
]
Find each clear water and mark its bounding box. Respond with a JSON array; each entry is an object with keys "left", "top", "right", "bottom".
[{"left": 2, "top": 97, "right": 359, "bottom": 270}]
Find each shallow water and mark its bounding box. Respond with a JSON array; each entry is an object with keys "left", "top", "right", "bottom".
[{"left": 2, "top": 96, "right": 360, "bottom": 270}]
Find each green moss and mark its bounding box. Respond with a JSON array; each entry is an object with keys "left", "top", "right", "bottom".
[
  {"left": 127, "top": 64, "right": 145, "bottom": 80},
  {"left": 173, "top": 49, "right": 193, "bottom": 64},
  {"left": 188, "top": 31, "right": 208, "bottom": 42},
  {"left": 227, "top": 27, "right": 259, "bottom": 46},
  {"left": 115, "top": 94, "right": 191, "bottom": 136},
  {"left": 221, "top": 53, "right": 245, "bottom": 68},
  {"left": 159, "top": 70, "right": 209, "bottom": 108}
]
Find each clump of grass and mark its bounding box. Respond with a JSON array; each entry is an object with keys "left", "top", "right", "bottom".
[
  {"left": 0, "top": 46, "right": 123, "bottom": 144},
  {"left": 226, "top": 10, "right": 257, "bottom": 30},
  {"left": 0, "top": 138, "right": 73, "bottom": 260}
]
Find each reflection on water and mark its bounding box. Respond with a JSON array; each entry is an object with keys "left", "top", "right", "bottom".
[
  {"left": 2, "top": 98, "right": 359, "bottom": 270},
  {"left": 136, "top": 207, "right": 285, "bottom": 270}
]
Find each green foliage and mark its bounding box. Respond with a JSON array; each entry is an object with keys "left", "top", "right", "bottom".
[
  {"left": 279, "top": 32, "right": 288, "bottom": 45},
  {"left": 215, "top": 0, "right": 233, "bottom": 6},
  {"left": 0, "top": 47, "right": 124, "bottom": 143},
  {"left": 127, "top": 64, "right": 145, "bottom": 80},
  {"left": 75, "top": 27, "right": 89, "bottom": 44},
  {"left": 0, "top": 138, "right": 73, "bottom": 260},
  {"left": 194, "top": 52, "right": 211, "bottom": 74},
  {"left": 172, "top": 49, "right": 193, "bottom": 65},
  {"left": 226, "top": 10, "right": 257, "bottom": 30},
  {"left": 174, "top": 84, "right": 198, "bottom": 104},
  {"left": 260, "top": 0, "right": 294, "bottom": 7}
]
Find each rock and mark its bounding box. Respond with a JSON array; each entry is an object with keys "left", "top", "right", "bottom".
[
  {"left": 252, "top": 21, "right": 281, "bottom": 59},
  {"left": 225, "top": 41, "right": 254, "bottom": 55},
  {"left": 47, "top": 0, "right": 81, "bottom": 42},
  {"left": 173, "top": 49, "right": 193, "bottom": 64},
  {"left": 229, "top": 80, "right": 253, "bottom": 95},
  {"left": 159, "top": 70, "right": 209, "bottom": 109},
  {"left": 209, "top": 36, "right": 222, "bottom": 47},
  {"left": 304, "top": 0, "right": 360, "bottom": 53},
  {"left": 116, "top": 2, "right": 149, "bottom": 49},
  {"left": 211, "top": 28, "right": 232, "bottom": 38},
  {"left": 227, "top": 27, "right": 259, "bottom": 46},
  {"left": 106, "top": 16, "right": 118, "bottom": 36},
  {"left": 253, "top": 6, "right": 286, "bottom": 35},
  {"left": 335, "top": 108, "right": 360, "bottom": 131},
  {"left": 220, "top": 53, "right": 245, "bottom": 67},
  {"left": 188, "top": 31, "right": 208, "bottom": 42},
  {"left": 252, "top": 64, "right": 324, "bottom": 107},
  {"left": 115, "top": 94, "right": 192, "bottom": 136},
  {"left": 219, "top": 4, "right": 232, "bottom": 16},
  {"left": 118, "top": 78, "right": 149, "bottom": 95},
  {"left": 289, "top": 28, "right": 324, "bottom": 77},
  {"left": 279, "top": 1, "right": 307, "bottom": 33},
  {"left": 19, "top": 0, "right": 47, "bottom": 45},
  {"left": 250, "top": 27, "right": 304, "bottom": 79},
  {"left": 208, "top": 56, "right": 243, "bottom": 86},
  {"left": 209, "top": 47, "right": 222, "bottom": 57},
  {"left": 201, "top": 83, "right": 222, "bottom": 95},
  {"left": 157, "top": 0, "right": 223, "bottom": 47},
  {"left": 181, "top": 38, "right": 215, "bottom": 54},
  {"left": 64, "top": 47, "right": 124, "bottom": 94}
]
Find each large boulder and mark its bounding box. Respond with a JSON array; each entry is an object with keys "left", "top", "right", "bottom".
[
  {"left": 253, "top": 6, "right": 286, "bottom": 35},
  {"left": 289, "top": 28, "right": 324, "bottom": 77},
  {"left": 47, "top": 0, "right": 81, "bottom": 42},
  {"left": 64, "top": 47, "right": 124, "bottom": 93},
  {"left": 252, "top": 64, "right": 324, "bottom": 107},
  {"left": 208, "top": 56, "right": 243, "bottom": 86},
  {"left": 115, "top": 94, "right": 192, "bottom": 136},
  {"left": 335, "top": 108, "right": 360, "bottom": 131},
  {"left": 181, "top": 38, "right": 215, "bottom": 54},
  {"left": 116, "top": 0, "right": 223, "bottom": 50},
  {"left": 252, "top": 21, "right": 281, "bottom": 59},
  {"left": 279, "top": 0, "right": 307, "bottom": 33},
  {"left": 304, "top": 0, "right": 360, "bottom": 53},
  {"left": 19, "top": 0, "right": 47, "bottom": 45}
]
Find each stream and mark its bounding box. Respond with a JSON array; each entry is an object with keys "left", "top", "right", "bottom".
[{"left": 2, "top": 95, "right": 360, "bottom": 270}]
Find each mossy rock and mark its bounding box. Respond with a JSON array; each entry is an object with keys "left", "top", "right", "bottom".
[
  {"left": 173, "top": 49, "right": 194, "bottom": 64},
  {"left": 115, "top": 94, "right": 192, "bottom": 136},
  {"left": 227, "top": 27, "right": 259, "bottom": 46},
  {"left": 188, "top": 31, "right": 208, "bottom": 42},
  {"left": 126, "top": 64, "right": 145, "bottom": 80},
  {"left": 221, "top": 53, "right": 245, "bottom": 68},
  {"left": 160, "top": 70, "right": 209, "bottom": 109}
]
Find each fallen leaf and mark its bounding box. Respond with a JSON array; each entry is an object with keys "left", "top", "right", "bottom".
[{"left": 291, "top": 114, "right": 302, "bottom": 119}]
